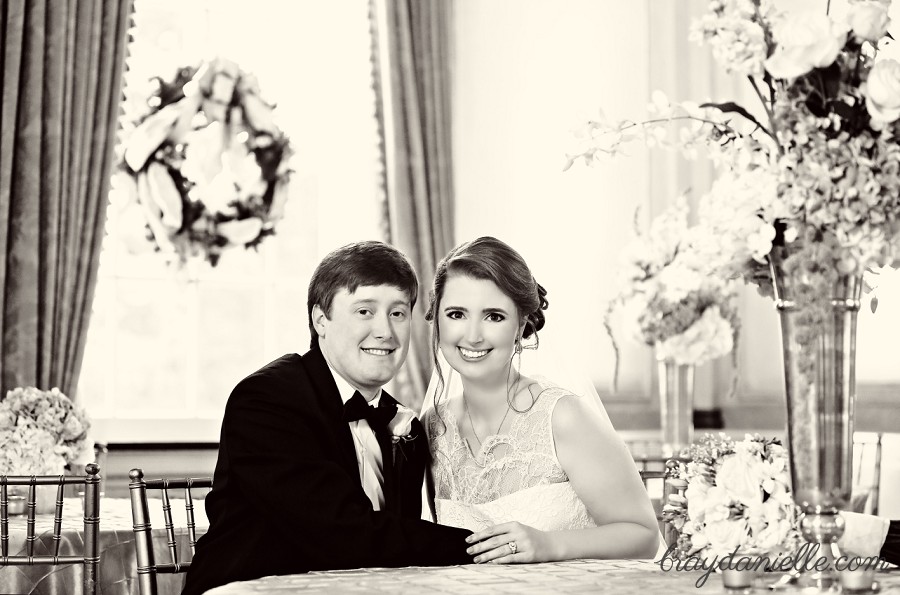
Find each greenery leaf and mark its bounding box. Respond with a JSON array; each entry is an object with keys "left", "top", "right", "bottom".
[{"left": 700, "top": 101, "right": 771, "bottom": 135}]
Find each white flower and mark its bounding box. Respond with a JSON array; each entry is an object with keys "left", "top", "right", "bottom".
[
  {"left": 717, "top": 451, "right": 764, "bottom": 505},
  {"left": 864, "top": 59, "right": 900, "bottom": 125},
  {"left": 705, "top": 518, "right": 750, "bottom": 557},
  {"left": 699, "top": 485, "right": 734, "bottom": 523},
  {"left": 218, "top": 218, "right": 263, "bottom": 246},
  {"left": 387, "top": 405, "right": 417, "bottom": 439},
  {"left": 685, "top": 479, "right": 711, "bottom": 524},
  {"left": 765, "top": 13, "right": 848, "bottom": 80},
  {"left": 656, "top": 262, "right": 707, "bottom": 303},
  {"left": 845, "top": 1, "right": 891, "bottom": 42},
  {"left": 0, "top": 386, "right": 91, "bottom": 473},
  {"left": 751, "top": 517, "right": 792, "bottom": 552},
  {"left": 654, "top": 306, "right": 734, "bottom": 366}
]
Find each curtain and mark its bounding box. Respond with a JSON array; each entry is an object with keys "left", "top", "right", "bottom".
[
  {"left": 370, "top": 0, "right": 455, "bottom": 409},
  {"left": 0, "top": 0, "right": 134, "bottom": 399}
]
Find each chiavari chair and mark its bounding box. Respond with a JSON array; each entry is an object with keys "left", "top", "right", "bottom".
[
  {"left": 127, "top": 468, "right": 212, "bottom": 595},
  {"left": 0, "top": 463, "right": 101, "bottom": 595}
]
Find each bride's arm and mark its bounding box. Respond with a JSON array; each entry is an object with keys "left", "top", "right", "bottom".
[
  {"left": 549, "top": 394, "right": 660, "bottom": 559},
  {"left": 465, "top": 394, "right": 659, "bottom": 562}
]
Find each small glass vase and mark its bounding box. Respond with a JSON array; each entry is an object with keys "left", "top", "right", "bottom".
[
  {"left": 721, "top": 566, "right": 755, "bottom": 594},
  {"left": 719, "top": 552, "right": 762, "bottom": 594},
  {"left": 657, "top": 359, "right": 694, "bottom": 457},
  {"left": 8, "top": 484, "right": 59, "bottom": 515}
]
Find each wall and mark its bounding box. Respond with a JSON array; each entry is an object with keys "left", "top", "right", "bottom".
[{"left": 451, "top": 0, "right": 900, "bottom": 431}]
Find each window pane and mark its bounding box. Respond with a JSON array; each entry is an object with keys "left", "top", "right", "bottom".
[
  {"left": 113, "top": 279, "right": 193, "bottom": 413},
  {"left": 79, "top": 0, "right": 381, "bottom": 442},
  {"left": 195, "top": 282, "right": 268, "bottom": 411}
]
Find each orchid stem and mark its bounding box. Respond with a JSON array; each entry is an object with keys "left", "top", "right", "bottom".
[{"left": 747, "top": 76, "right": 781, "bottom": 151}]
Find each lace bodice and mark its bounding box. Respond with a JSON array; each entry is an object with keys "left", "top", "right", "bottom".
[
  {"left": 426, "top": 380, "right": 571, "bottom": 504},
  {"left": 424, "top": 380, "right": 598, "bottom": 532}
]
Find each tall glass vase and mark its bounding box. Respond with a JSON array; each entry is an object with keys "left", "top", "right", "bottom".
[
  {"left": 770, "top": 246, "right": 862, "bottom": 590},
  {"left": 657, "top": 359, "right": 695, "bottom": 457}
]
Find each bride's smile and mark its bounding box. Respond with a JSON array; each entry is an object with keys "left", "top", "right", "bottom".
[{"left": 458, "top": 347, "right": 491, "bottom": 360}]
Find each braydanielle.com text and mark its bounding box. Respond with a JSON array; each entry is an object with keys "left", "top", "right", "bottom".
[{"left": 657, "top": 543, "right": 891, "bottom": 588}]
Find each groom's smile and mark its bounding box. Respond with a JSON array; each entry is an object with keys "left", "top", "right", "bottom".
[
  {"left": 361, "top": 347, "right": 396, "bottom": 356},
  {"left": 314, "top": 284, "right": 412, "bottom": 397}
]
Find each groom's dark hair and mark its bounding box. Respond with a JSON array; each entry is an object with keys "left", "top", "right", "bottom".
[{"left": 307, "top": 241, "right": 419, "bottom": 348}]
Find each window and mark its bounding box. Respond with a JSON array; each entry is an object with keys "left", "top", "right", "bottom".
[{"left": 78, "top": 0, "right": 382, "bottom": 442}]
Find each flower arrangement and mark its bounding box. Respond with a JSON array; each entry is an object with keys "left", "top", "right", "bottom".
[
  {"left": 605, "top": 196, "right": 740, "bottom": 388},
  {"left": 0, "top": 387, "right": 92, "bottom": 475},
  {"left": 568, "top": 0, "right": 900, "bottom": 328},
  {"left": 663, "top": 433, "right": 798, "bottom": 561},
  {"left": 122, "top": 58, "right": 294, "bottom": 267}
]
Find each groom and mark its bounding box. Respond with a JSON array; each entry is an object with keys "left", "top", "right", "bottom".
[{"left": 183, "top": 241, "right": 473, "bottom": 595}]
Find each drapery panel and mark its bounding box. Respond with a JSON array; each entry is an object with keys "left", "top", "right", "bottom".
[
  {"left": 0, "top": 0, "right": 133, "bottom": 398},
  {"left": 371, "top": 0, "right": 455, "bottom": 409}
]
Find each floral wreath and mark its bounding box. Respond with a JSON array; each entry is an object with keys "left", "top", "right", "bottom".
[{"left": 122, "top": 58, "right": 293, "bottom": 266}]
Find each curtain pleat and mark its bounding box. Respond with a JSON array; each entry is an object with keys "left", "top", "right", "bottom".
[
  {"left": 0, "top": 0, "right": 133, "bottom": 399},
  {"left": 371, "top": 0, "right": 455, "bottom": 409}
]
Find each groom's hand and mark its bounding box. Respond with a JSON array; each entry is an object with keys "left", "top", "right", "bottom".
[{"left": 464, "top": 521, "right": 556, "bottom": 564}]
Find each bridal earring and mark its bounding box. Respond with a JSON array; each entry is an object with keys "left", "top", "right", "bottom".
[{"left": 514, "top": 337, "right": 522, "bottom": 354}]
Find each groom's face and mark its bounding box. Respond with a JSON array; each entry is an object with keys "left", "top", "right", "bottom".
[{"left": 313, "top": 284, "right": 411, "bottom": 397}]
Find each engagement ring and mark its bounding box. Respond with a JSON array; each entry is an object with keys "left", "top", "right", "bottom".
[{"left": 508, "top": 541, "right": 517, "bottom": 554}]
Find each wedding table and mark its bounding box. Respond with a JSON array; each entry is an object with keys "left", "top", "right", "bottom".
[
  {"left": 203, "top": 558, "right": 900, "bottom": 595},
  {"left": 0, "top": 497, "right": 208, "bottom": 595}
]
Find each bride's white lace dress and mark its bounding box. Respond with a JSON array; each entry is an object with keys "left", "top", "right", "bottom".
[{"left": 424, "top": 379, "right": 598, "bottom": 532}]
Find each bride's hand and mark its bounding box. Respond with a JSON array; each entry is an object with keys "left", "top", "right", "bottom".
[{"left": 465, "top": 521, "right": 555, "bottom": 564}]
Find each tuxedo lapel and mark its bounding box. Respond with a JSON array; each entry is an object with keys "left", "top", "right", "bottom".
[
  {"left": 375, "top": 391, "right": 399, "bottom": 513},
  {"left": 302, "top": 346, "right": 361, "bottom": 481},
  {"left": 375, "top": 391, "right": 427, "bottom": 519}
]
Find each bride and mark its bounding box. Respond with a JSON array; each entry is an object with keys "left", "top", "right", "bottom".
[{"left": 421, "top": 236, "right": 659, "bottom": 563}]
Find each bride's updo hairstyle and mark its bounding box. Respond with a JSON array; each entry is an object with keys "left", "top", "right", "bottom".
[{"left": 425, "top": 236, "right": 549, "bottom": 418}]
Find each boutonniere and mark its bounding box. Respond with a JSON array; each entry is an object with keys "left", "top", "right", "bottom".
[{"left": 387, "top": 405, "right": 418, "bottom": 444}]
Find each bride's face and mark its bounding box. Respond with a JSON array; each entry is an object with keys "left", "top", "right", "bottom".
[{"left": 437, "top": 274, "right": 522, "bottom": 383}]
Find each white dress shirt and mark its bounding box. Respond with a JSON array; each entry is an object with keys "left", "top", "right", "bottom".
[
  {"left": 327, "top": 366, "right": 386, "bottom": 511},
  {"left": 839, "top": 511, "right": 891, "bottom": 557}
]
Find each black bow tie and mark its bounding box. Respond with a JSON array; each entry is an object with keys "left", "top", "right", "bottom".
[{"left": 342, "top": 391, "right": 397, "bottom": 429}]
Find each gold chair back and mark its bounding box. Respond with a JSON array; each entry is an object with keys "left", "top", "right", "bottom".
[
  {"left": 127, "top": 468, "right": 212, "bottom": 595},
  {"left": 851, "top": 432, "right": 883, "bottom": 515},
  {"left": 0, "top": 463, "right": 101, "bottom": 595}
]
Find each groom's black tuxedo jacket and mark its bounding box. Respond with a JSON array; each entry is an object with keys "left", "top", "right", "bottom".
[{"left": 182, "top": 346, "right": 471, "bottom": 595}]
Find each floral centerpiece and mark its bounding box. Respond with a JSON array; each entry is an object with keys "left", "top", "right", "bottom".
[
  {"left": 569, "top": 2, "right": 898, "bottom": 578},
  {"left": 664, "top": 433, "right": 798, "bottom": 561},
  {"left": 122, "top": 58, "right": 294, "bottom": 267},
  {"left": 606, "top": 196, "right": 740, "bottom": 388},
  {"left": 0, "top": 386, "right": 93, "bottom": 475},
  {"left": 567, "top": 0, "right": 900, "bottom": 312}
]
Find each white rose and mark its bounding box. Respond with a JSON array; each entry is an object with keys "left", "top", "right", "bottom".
[
  {"left": 864, "top": 59, "right": 900, "bottom": 125},
  {"left": 752, "top": 518, "right": 791, "bottom": 552},
  {"left": 765, "top": 13, "right": 848, "bottom": 80},
  {"left": 700, "top": 485, "right": 733, "bottom": 523},
  {"left": 685, "top": 479, "right": 711, "bottom": 523},
  {"left": 717, "top": 454, "right": 764, "bottom": 505},
  {"left": 846, "top": 1, "right": 891, "bottom": 42},
  {"left": 387, "top": 405, "right": 417, "bottom": 439},
  {"left": 705, "top": 519, "right": 750, "bottom": 557}
]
